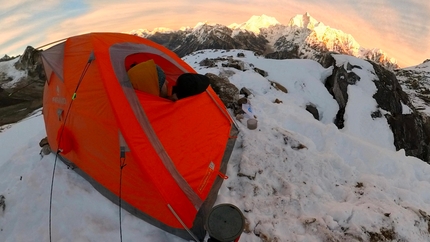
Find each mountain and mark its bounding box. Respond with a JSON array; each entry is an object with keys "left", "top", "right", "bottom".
[
  {"left": 395, "top": 59, "right": 430, "bottom": 114},
  {"left": 2, "top": 49, "right": 430, "bottom": 241},
  {"left": 0, "top": 47, "right": 44, "bottom": 126},
  {"left": 0, "top": 13, "right": 429, "bottom": 241},
  {"left": 131, "top": 22, "right": 270, "bottom": 57},
  {"left": 131, "top": 13, "right": 399, "bottom": 70},
  {"left": 228, "top": 14, "right": 280, "bottom": 34}
]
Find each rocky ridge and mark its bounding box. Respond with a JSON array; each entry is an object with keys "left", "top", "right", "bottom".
[
  {"left": 197, "top": 50, "right": 430, "bottom": 162},
  {"left": 0, "top": 46, "right": 45, "bottom": 126},
  {"left": 132, "top": 13, "right": 399, "bottom": 70}
]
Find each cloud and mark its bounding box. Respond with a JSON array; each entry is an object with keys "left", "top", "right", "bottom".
[
  {"left": 0, "top": 0, "right": 72, "bottom": 55},
  {"left": 0, "top": 14, "right": 51, "bottom": 56},
  {"left": 351, "top": 0, "right": 430, "bottom": 50}
]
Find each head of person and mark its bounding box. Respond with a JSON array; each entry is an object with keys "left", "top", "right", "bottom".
[{"left": 169, "top": 73, "right": 210, "bottom": 101}]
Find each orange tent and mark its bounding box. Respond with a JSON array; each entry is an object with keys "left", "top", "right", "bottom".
[{"left": 41, "top": 33, "right": 237, "bottom": 241}]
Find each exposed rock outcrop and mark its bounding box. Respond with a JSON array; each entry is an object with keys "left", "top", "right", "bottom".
[
  {"left": 306, "top": 104, "right": 320, "bottom": 120},
  {"left": 0, "top": 46, "right": 45, "bottom": 126},
  {"left": 205, "top": 73, "right": 239, "bottom": 108},
  {"left": 320, "top": 53, "right": 430, "bottom": 162}
]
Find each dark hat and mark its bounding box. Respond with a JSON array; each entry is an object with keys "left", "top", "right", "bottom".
[{"left": 173, "top": 73, "right": 210, "bottom": 99}]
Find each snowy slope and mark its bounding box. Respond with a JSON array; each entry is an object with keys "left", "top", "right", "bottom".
[
  {"left": 1, "top": 50, "right": 430, "bottom": 241},
  {"left": 0, "top": 57, "right": 26, "bottom": 89}
]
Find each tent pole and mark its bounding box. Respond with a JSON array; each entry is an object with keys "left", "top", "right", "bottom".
[
  {"left": 167, "top": 204, "right": 200, "bottom": 242},
  {"left": 37, "top": 37, "right": 68, "bottom": 50}
]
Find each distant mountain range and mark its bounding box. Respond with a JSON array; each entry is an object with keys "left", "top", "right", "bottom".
[{"left": 130, "top": 13, "right": 399, "bottom": 70}]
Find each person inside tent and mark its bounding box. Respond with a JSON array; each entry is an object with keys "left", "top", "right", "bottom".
[
  {"left": 127, "top": 60, "right": 210, "bottom": 101},
  {"left": 127, "top": 59, "right": 168, "bottom": 97},
  {"left": 167, "top": 73, "right": 210, "bottom": 101}
]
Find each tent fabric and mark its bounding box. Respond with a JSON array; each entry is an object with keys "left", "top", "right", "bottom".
[
  {"left": 40, "top": 41, "right": 65, "bottom": 83},
  {"left": 41, "top": 32, "right": 237, "bottom": 241}
]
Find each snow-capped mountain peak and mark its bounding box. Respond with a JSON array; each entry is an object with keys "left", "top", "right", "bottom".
[
  {"left": 229, "top": 14, "right": 280, "bottom": 34},
  {"left": 288, "top": 12, "right": 323, "bottom": 29},
  {"left": 129, "top": 27, "right": 174, "bottom": 37},
  {"left": 193, "top": 21, "right": 208, "bottom": 31},
  {"left": 130, "top": 13, "right": 400, "bottom": 70}
]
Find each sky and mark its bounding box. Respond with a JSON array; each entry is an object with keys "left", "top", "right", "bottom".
[
  {"left": 0, "top": 0, "right": 429, "bottom": 67},
  {"left": 2, "top": 48, "right": 430, "bottom": 241}
]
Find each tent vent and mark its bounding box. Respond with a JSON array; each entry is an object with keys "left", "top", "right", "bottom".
[{"left": 87, "top": 51, "right": 95, "bottom": 63}]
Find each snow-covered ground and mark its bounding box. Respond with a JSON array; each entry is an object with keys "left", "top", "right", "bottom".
[{"left": 1, "top": 50, "right": 430, "bottom": 241}]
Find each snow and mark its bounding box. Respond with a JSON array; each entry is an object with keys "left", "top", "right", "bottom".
[
  {"left": 287, "top": 16, "right": 363, "bottom": 58},
  {"left": 403, "top": 60, "right": 430, "bottom": 72},
  {"left": 130, "top": 27, "right": 175, "bottom": 37},
  {"left": 2, "top": 49, "right": 430, "bottom": 241},
  {"left": 229, "top": 15, "right": 280, "bottom": 35},
  {"left": 288, "top": 13, "right": 322, "bottom": 29},
  {"left": 0, "top": 58, "right": 26, "bottom": 89},
  {"left": 331, "top": 54, "right": 395, "bottom": 150}
]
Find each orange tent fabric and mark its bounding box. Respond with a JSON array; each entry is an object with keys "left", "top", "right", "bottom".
[{"left": 41, "top": 32, "right": 237, "bottom": 240}]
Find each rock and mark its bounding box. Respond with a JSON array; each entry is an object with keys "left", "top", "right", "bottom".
[
  {"left": 239, "top": 87, "right": 252, "bottom": 97},
  {"left": 274, "top": 98, "right": 283, "bottom": 104},
  {"left": 237, "top": 97, "right": 248, "bottom": 105},
  {"left": 254, "top": 67, "right": 268, "bottom": 77},
  {"left": 0, "top": 46, "right": 45, "bottom": 126},
  {"left": 0, "top": 55, "right": 14, "bottom": 61},
  {"left": 40, "top": 145, "right": 52, "bottom": 156},
  {"left": 39, "top": 137, "right": 49, "bottom": 147},
  {"left": 205, "top": 73, "right": 239, "bottom": 108},
  {"left": 306, "top": 104, "right": 319, "bottom": 120},
  {"left": 321, "top": 53, "right": 430, "bottom": 162},
  {"left": 371, "top": 62, "right": 430, "bottom": 161},
  {"left": 221, "top": 58, "right": 245, "bottom": 71},
  {"left": 0, "top": 195, "right": 5, "bottom": 212},
  {"left": 269, "top": 81, "right": 288, "bottom": 93},
  {"left": 235, "top": 114, "right": 244, "bottom": 121},
  {"left": 199, "top": 58, "right": 217, "bottom": 68}
]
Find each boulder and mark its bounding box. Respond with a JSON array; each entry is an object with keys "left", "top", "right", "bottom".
[
  {"left": 205, "top": 73, "right": 239, "bottom": 108},
  {"left": 254, "top": 67, "right": 268, "bottom": 77},
  {"left": 306, "top": 104, "right": 319, "bottom": 120}
]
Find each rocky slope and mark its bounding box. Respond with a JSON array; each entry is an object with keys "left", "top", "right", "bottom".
[
  {"left": 0, "top": 46, "right": 45, "bottom": 126},
  {"left": 396, "top": 59, "right": 430, "bottom": 113},
  {"left": 319, "top": 53, "right": 430, "bottom": 162}
]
